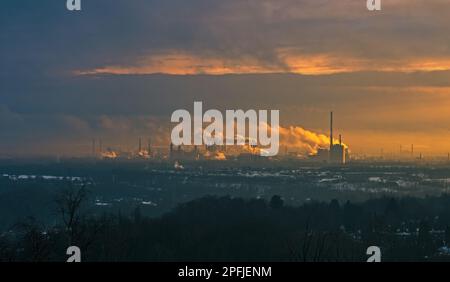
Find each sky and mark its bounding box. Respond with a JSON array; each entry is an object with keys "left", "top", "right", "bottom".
[{"left": 1, "top": 0, "right": 450, "bottom": 157}]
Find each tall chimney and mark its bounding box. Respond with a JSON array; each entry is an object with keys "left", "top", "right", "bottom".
[
  {"left": 138, "top": 137, "right": 142, "bottom": 152},
  {"left": 330, "top": 111, "right": 333, "bottom": 151},
  {"left": 339, "top": 134, "right": 342, "bottom": 146}
]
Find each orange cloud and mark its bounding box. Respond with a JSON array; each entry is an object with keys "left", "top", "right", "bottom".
[
  {"left": 75, "top": 52, "right": 279, "bottom": 76},
  {"left": 74, "top": 49, "right": 450, "bottom": 76}
]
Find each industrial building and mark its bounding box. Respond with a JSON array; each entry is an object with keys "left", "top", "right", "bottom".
[
  {"left": 311, "top": 111, "right": 347, "bottom": 165},
  {"left": 329, "top": 112, "right": 347, "bottom": 164}
]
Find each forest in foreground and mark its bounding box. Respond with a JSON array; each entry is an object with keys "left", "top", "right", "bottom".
[{"left": 2, "top": 187, "right": 450, "bottom": 262}]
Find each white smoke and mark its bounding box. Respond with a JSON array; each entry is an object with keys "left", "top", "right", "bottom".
[{"left": 279, "top": 126, "right": 347, "bottom": 155}]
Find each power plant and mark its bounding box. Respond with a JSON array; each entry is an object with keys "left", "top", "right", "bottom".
[
  {"left": 89, "top": 111, "right": 349, "bottom": 164},
  {"left": 311, "top": 111, "right": 347, "bottom": 164},
  {"left": 329, "top": 112, "right": 346, "bottom": 164}
]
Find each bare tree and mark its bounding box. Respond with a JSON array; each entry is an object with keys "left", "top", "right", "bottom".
[
  {"left": 55, "top": 185, "right": 107, "bottom": 260},
  {"left": 14, "top": 217, "right": 50, "bottom": 262},
  {"left": 55, "top": 185, "right": 88, "bottom": 245}
]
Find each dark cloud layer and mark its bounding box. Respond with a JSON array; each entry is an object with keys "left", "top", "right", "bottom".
[
  {"left": 2, "top": 0, "right": 450, "bottom": 78},
  {"left": 1, "top": 1, "right": 450, "bottom": 156},
  {"left": 2, "top": 71, "right": 450, "bottom": 155}
]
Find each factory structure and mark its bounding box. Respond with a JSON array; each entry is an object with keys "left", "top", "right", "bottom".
[
  {"left": 312, "top": 112, "right": 348, "bottom": 165},
  {"left": 329, "top": 112, "right": 347, "bottom": 164},
  {"left": 89, "top": 111, "right": 348, "bottom": 164},
  {"left": 168, "top": 142, "right": 259, "bottom": 162}
]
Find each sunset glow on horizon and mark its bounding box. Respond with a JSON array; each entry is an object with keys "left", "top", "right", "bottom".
[{"left": 2, "top": 0, "right": 450, "bottom": 157}]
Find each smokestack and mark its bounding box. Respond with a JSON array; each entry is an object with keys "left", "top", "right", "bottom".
[
  {"left": 330, "top": 111, "right": 333, "bottom": 151},
  {"left": 411, "top": 144, "right": 414, "bottom": 156},
  {"left": 339, "top": 134, "right": 342, "bottom": 146},
  {"left": 148, "top": 138, "right": 151, "bottom": 154},
  {"left": 138, "top": 137, "right": 142, "bottom": 152},
  {"left": 99, "top": 139, "right": 102, "bottom": 153}
]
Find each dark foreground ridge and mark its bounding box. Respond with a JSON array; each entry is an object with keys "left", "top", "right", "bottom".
[{"left": 2, "top": 191, "right": 450, "bottom": 262}]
